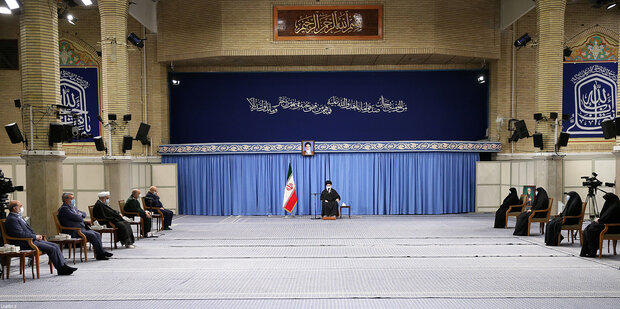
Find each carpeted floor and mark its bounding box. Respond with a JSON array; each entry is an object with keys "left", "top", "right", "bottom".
[{"left": 1, "top": 214, "right": 619, "bottom": 308}]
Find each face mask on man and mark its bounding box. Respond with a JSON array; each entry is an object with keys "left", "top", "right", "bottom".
[
  {"left": 105, "top": 198, "right": 110, "bottom": 205},
  {"left": 18, "top": 207, "right": 23, "bottom": 215},
  {"left": 566, "top": 195, "right": 570, "bottom": 202},
  {"left": 535, "top": 191, "right": 538, "bottom": 196},
  {"left": 70, "top": 199, "right": 76, "bottom": 208},
  {"left": 326, "top": 186, "right": 331, "bottom": 190}
]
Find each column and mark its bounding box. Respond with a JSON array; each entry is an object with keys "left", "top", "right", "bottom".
[
  {"left": 533, "top": 0, "right": 566, "bottom": 212},
  {"left": 19, "top": 0, "right": 64, "bottom": 235},
  {"left": 99, "top": 0, "right": 132, "bottom": 204},
  {"left": 535, "top": 0, "right": 566, "bottom": 151}
]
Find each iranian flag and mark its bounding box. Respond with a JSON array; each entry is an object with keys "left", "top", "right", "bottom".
[{"left": 282, "top": 162, "right": 297, "bottom": 213}]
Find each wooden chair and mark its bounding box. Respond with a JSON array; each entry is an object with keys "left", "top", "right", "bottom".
[
  {"left": 142, "top": 196, "right": 163, "bottom": 231},
  {"left": 119, "top": 200, "right": 143, "bottom": 238},
  {"left": 88, "top": 205, "right": 118, "bottom": 249},
  {"left": 598, "top": 223, "right": 620, "bottom": 258},
  {"left": 52, "top": 211, "right": 88, "bottom": 262},
  {"left": 505, "top": 194, "right": 527, "bottom": 228},
  {"left": 0, "top": 219, "right": 53, "bottom": 279},
  {"left": 527, "top": 198, "right": 554, "bottom": 236},
  {"left": 557, "top": 202, "right": 587, "bottom": 245}
]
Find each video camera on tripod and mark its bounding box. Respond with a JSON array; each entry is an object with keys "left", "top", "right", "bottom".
[
  {"left": 0, "top": 169, "right": 24, "bottom": 220},
  {"left": 581, "top": 172, "right": 615, "bottom": 219},
  {"left": 581, "top": 172, "right": 615, "bottom": 189}
]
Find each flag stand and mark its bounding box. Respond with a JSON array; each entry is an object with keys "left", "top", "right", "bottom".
[{"left": 311, "top": 192, "right": 320, "bottom": 219}]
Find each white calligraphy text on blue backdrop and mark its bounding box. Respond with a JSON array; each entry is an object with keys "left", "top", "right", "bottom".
[
  {"left": 60, "top": 67, "right": 100, "bottom": 142},
  {"left": 563, "top": 63, "right": 617, "bottom": 138}
]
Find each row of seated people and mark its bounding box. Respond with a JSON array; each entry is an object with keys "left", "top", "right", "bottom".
[
  {"left": 2, "top": 186, "right": 174, "bottom": 277},
  {"left": 493, "top": 187, "right": 620, "bottom": 257}
]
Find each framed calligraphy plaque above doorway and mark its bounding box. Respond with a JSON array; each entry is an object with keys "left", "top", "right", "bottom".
[{"left": 274, "top": 5, "right": 383, "bottom": 41}]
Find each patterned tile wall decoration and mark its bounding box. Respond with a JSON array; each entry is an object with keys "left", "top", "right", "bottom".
[{"left": 159, "top": 141, "right": 502, "bottom": 155}]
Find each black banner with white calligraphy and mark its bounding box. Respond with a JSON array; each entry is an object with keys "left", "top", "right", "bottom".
[{"left": 169, "top": 70, "right": 489, "bottom": 144}]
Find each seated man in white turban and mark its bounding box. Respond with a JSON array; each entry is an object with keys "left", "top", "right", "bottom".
[{"left": 93, "top": 192, "right": 136, "bottom": 248}]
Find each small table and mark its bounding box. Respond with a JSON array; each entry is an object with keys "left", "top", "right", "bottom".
[
  {"left": 0, "top": 250, "right": 36, "bottom": 283},
  {"left": 126, "top": 220, "right": 142, "bottom": 239},
  {"left": 340, "top": 204, "right": 351, "bottom": 218},
  {"left": 92, "top": 227, "right": 117, "bottom": 249},
  {"left": 48, "top": 238, "right": 83, "bottom": 263}
]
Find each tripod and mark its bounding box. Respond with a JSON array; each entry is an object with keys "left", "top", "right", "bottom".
[{"left": 585, "top": 186, "right": 599, "bottom": 220}]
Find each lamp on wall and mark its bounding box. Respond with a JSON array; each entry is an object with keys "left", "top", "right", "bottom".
[
  {"left": 514, "top": 33, "right": 532, "bottom": 48},
  {"left": 93, "top": 136, "right": 107, "bottom": 152},
  {"left": 127, "top": 32, "right": 144, "bottom": 48},
  {"left": 533, "top": 113, "right": 543, "bottom": 121},
  {"left": 4, "top": 123, "right": 24, "bottom": 144},
  {"left": 66, "top": 13, "right": 77, "bottom": 25}
]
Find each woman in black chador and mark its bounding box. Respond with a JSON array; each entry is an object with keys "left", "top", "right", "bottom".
[
  {"left": 545, "top": 191, "right": 582, "bottom": 246},
  {"left": 513, "top": 187, "right": 549, "bottom": 236},
  {"left": 580, "top": 192, "right": 620, "bottom": 257},
  {"left": 494, "top": 188, "right": 521, "bottom": 228}
]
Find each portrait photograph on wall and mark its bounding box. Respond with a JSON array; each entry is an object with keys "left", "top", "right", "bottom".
[{"left": 302, "top": 140, "right": 315, "bottom": 156}]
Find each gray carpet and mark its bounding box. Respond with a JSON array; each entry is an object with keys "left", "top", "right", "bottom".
[{"left": 1, "top": 214, "right": 619, "bottom": 308}]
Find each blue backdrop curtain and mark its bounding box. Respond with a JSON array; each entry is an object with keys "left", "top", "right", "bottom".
[{"left": 162, "top": 152, "right": 479, "bottom": 216}]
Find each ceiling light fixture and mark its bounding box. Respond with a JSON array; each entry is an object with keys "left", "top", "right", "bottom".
[
  {"left": 66, "top": 13, "right": 77, "bottom": 25},
  {"left": 5, "top": 0, "right": 19, "bottom": 10}
]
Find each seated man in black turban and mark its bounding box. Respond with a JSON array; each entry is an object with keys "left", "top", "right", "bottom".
[{"left": 320, "top": 180, "right": 340, "bottom": 218}]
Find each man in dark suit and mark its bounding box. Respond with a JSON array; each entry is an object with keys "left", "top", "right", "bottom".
[
  {"left": 4, "top": 200, "right": 76, "bottom": 275},
  {"left": 93, "top": 191, "right": 135, "bottom": 248},
  {"left": 145, "top": 186, "right": 174, "bottom": 230},
  {"left": 124, "top": 189, "right": 152, "bottom": 237},
  {"left": 57, "top": 192, "right": 112, "bottom": 260}
]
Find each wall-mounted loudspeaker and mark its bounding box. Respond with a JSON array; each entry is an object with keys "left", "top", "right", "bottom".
[
  {"left": 515, "top": 120, "right": 530, "bottom": 139},
  {"left": 601, "top": 120, "right": 616, "bottom": 139},
  {"left": 135, "top": 122, "right": 151, "bottom": 145},
  {"left": 49, "top": 123, "right": 66, "bottom": 146},
  {"left": 533, "top": 133, "right": 543, "bottom": 149},
  {"left": 558, "top": 132, "right": 570, "bottom": 147},
  {"left": 122, "top": 135, "right": 133, "bottom": 153}
]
